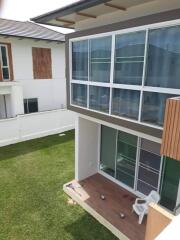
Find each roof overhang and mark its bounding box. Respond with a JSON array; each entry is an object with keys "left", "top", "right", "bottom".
[{"left": 31, "top": 0, "right": 155, "bottom": 29}]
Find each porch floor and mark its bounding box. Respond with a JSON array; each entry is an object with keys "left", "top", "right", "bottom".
[{"left": 64, "top": 173, "right": 146, "bottom": 240}]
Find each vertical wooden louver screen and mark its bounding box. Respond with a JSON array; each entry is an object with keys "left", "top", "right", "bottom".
[
  {"left": 32, "top": 47, "right": 52, "bottom": 79},
  {"left": 161, "top": 98, "right": 180, "bottom": 161}
]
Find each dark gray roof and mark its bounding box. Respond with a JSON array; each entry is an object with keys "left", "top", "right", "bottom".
[
  {"left": 31, "top": 0, "right": 109, "bottom": 24},
  {"left": 0, "top": 18, "right": 65, "bottom": 42}
]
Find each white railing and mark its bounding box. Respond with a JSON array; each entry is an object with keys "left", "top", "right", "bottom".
[{"left": 0, "top": 109, "right": 76, "bottom": 147}]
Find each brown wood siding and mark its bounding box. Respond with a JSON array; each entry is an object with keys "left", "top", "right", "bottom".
[
  {"left": 145, "top": 203, "right": 173, "bottom": 240},
  {"left": 32, "top": 47, "right": 52, "bottom": 79},
  {"left": 0, "top": 42, "right": 14, "bottom": 81},
  {"left": 161, "top": 98, "right": 180, "bottom": 161}
]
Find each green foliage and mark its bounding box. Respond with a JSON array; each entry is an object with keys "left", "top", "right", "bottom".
[{"left": 0, "top": 131, "right": 117, "bottom": 240}]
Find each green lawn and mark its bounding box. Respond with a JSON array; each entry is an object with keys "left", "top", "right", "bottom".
[{"left": 0, "top": 130, "right": 117, "bottom": 240}]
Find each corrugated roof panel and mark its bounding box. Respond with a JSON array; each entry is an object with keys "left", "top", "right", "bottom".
[{"left": 0, "top": 18, "right": 65, "bottom": 42}]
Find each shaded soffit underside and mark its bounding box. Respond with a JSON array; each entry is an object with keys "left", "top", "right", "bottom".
[{"left": 31, "top": 0, "right": 155, "bottom": 29}]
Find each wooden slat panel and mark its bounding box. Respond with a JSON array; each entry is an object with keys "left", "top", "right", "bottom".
[
  {"left": 32, "top": 47, "right": 52, "bottom": 79},
  {"left": 145, "top": 203, "right": 173, "bottom": 240},
  {"left": 161, "top": 98, "right": 180, "bottom": 161}
]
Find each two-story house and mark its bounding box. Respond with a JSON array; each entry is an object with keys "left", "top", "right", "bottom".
[
  {"left": 32, "top": 1, "right": 180, "bottom": 239},
  {"left": 0, "top": 18, "right": 65, "bottom": 119}
]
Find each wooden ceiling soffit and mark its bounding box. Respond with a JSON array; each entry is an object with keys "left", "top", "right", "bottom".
[
  {"left": 76, "top": 12, "right": 97, "bottom": 19},
  {"left": 56, "top": 18, "right": 75, "bottom": 25},
  {"left": 104, "top": 3, "right": 126, "bottom": 11}
]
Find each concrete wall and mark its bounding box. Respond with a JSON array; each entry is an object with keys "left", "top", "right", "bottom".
[
  {"left": 75, "top": 116, "right": 100, "bottom": 181},
  {"left": 75, "top": 0, "right": 180, "bottom": 30},
  {"left": 0, "top": 37, "right": 66, "bottom": 112},
  {"left": 0, "top": 109, "right": 76, "bottom": 147},
  {"left": 0, "top": 82, "right": 24, "bottom": 118}
]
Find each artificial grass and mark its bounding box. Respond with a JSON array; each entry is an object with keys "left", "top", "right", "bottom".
[{"left": 0, "top": 130, "right": 117, "bottom": 240}]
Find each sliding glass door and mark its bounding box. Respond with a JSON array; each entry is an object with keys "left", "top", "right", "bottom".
[
  {"left": 100, "top": 125, "right": 162, "bottom": 195},
  {"left": 116, "top": 131, "right": 137, "bottom": 188},
  {"left": 100, "top": 126, "right": 117, "bottom": 177}
]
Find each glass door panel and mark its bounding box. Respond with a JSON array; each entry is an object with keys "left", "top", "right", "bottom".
[
  {"left": 100, "top": 126, "right": 117, "bottom": 177},
  {"left": 116, "top": 131, "right": 137, "bottom": 188},
  {"left": 137, "top": 139, "right": 161, "bottom": 195},
  {"left": 160, "top": 157, "right": 180, "bottom": 212}
]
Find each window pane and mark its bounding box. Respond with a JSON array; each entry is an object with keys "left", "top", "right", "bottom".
[
  {"left": 137, "top": 180, "right": 157, "bottom": 196},
  {"left": 72, "top": 40, "right": 88, "bottom": 81},
  {"left": 89, "top": 86, "right": 109, "bottom": 113},
  {"left": 23, "top": 99, "right": 28, "bottom": 114},
  {"left": 1, "top": 46, "right": 8, "bottom": 66},
  {"left": 137, "top": 139, "right": 161, "bottom": 195},
  {"left": 72, "top": 83, "right": 87, "bottom": 107},
  {"left": 160, "top": 157, "right": 180, "bottom": 211},
  {"left": 116, "top": 131, "right": 137, "bottom": 188},
  {"left": 2, "top": 68, "right": 9, "bottom": 79},
  {"left": 140, "top": 139, "right": 161, "bottom": 170},
  {"left": 145, "top": 26, "right": 180, "bottom": 89},
  {"left": 114, "top": 31, "right": 145, "bottom": 85},
  {"left": 28, "top": 98, "right": 38, "bottom": 113},
  {"left": 100, "top": 126, "right": 116, "bottom": 177},
  {"left": 141, "top": 92, "right": 176, "bottom": 126},
  {"left": 90, "top": 36, "right": 112, "bottom": 82},
  {"left": 112, "top": 89, "right": 140, "bottom": 120}
]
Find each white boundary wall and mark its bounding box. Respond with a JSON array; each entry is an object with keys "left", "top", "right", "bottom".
[{"left": 0, "top": 109, "right": 76, "bottom": 147}]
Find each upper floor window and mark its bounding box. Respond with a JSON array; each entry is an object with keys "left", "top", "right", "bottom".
[
  {"left": 70, "top": 23, "right": 180, "bottom": 128},
  {"left": 0, "top": 45, "right": 10, "bottom": 80},
  {"left": 145, "top": 26, "right": 180, "bottom": 89},
  {"left": 72, "top": 40, "right": 88, "bottom": 81},
  {"left": 90, "top": 36, "right": 112, "bottom": 83},
  {"left": 114, "top": 31, "right": 145, "bottom": 85}
]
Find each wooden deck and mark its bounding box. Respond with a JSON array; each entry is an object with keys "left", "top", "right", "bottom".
[{"left": 64, "top": 173, "right": 146, "bottom": 240}]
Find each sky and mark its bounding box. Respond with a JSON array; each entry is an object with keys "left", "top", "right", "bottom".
[{"left": 0, "top": 0, "right": 78, "bottom": 33}]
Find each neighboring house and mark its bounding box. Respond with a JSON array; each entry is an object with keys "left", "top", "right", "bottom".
[
  {"left": 0, "top": 18, "right": 66, "bottom": 119},
  {"left": 0, "top": 18, "right": 76, "bottom": 147},
  {"left": 32, "top": 1, "right": 180, "bottom": 239}
]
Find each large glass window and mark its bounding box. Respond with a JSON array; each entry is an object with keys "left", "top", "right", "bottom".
[
  {"left": 89, "top": 86, "right": 110, "bottom": 113},
  {"left": 100, "top": 126, "right": 162, "bottom": 194},
  {"left": 160, "top": 157, "right": 180, "bottom": 212},
  {"left": 70, "top": 24, "right": 180, "bottom": 128},
  {"left": 116, "top": 131, "right": 137, "bottom": 188},
  {"left": 100, "top": 126, "right": 117, "bottom": 177},
  {"left": 114, "top": 31, "right": 145, "bottom": 85},
  {"left": 141, "top": 92, "right": 176, "bottom": 126},
  {"left": 112, "top": 89, "right": 140, "bottom": 120},
  {"left": 72, "top": 40, "right": 88, "bottom": 81},
  {"left": 90, "top": 36, "right": 112, "bottom": 83},
  {"left": 71, "top": 83, "right": 87, "bottom": 107},
  {"left": 145, "top": 26, "right": 180, "bottom": 89}
]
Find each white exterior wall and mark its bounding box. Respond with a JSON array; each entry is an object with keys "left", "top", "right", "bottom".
[
  {"left": 0, "top": 82, "right": 24, "bottom": 118},
  {"left": 0, "top": 36, "right": 66, "bottom": 112},
  {"left": 75, "top": 0, "right": 180, "bottom": 30},
  {"left": 75, "top": 116, "right": 100, "bottom": 181},
  {"left": 0, "top": 109, "right": 76, "bottom": 147}
]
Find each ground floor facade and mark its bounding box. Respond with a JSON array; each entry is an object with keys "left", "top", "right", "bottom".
[
  {"left": 75, "top": 115, "right": 180, "bottom": 214},
  {"left": 0, "top": 82, "right": 24, "bottom": 119}
]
